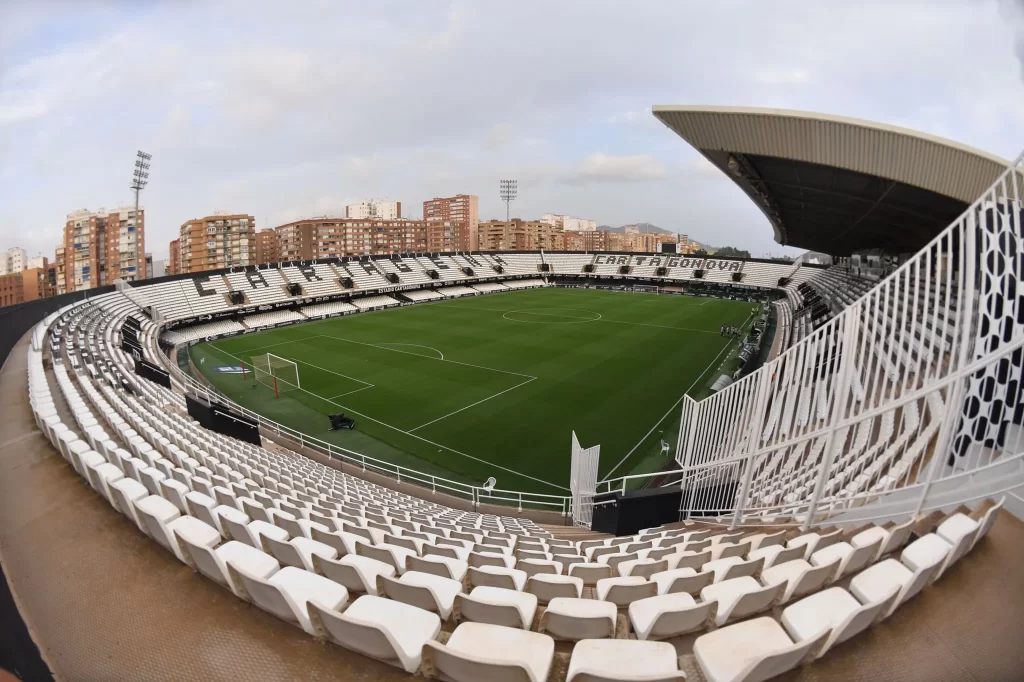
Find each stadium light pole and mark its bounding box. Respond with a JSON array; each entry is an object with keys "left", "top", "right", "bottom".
[
  {"left": 499, "top": 179, "right": 517, "bottom": 222},
  {"left": 131, "top": 150, "right": 152, "bottom": 278}
]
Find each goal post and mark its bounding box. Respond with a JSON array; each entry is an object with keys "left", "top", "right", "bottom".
[
  {"left": 632, "top": 284, "right": 659, "bottom": 294},
  {"left": 252, "top": 353, "right": 300, "bottom": 397}
]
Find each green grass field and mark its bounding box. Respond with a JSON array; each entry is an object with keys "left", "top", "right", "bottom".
[{"left": 189, "top": 287, "right": 752, "bottom": 495}]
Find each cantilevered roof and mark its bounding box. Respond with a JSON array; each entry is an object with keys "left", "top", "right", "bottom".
[{"left": 653, "top": 105, "right": 1011, "bottom": 255}]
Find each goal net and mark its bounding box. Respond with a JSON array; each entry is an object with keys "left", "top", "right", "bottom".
[
  {"left": 252, "top": 353, "right": 300, "bottom": 395},
  {"left": 632, "top": 284, "right": 659, "bottom": 294}
]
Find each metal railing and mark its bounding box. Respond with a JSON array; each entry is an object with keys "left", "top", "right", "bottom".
[{"left": 601, "top": 151, "right": 1024, "bottom": 527}]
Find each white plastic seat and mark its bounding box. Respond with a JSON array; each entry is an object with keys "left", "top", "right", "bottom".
[
  {"left": 567, "top": 638, "right": 684, "bottom": 682},
  {"left": 407, "top": 554, "right": 469, "bottom": 581},
  {"left": 379, "top": 570, "right": 462, "bottom": 619},
  {"left": 849, "top": 556, "right": 941, "bottom": 619},
  {"left": 567, "top": 562, "right": 613, "bottom": 586},
  {"left": 667, "top": 549, "right": 712, "bottom": 571},
  {"left": 178, "top": 535, "right": 279, "bottom": 598},
  {"left": 309, "top": 594, "right": 441, "bottom": 673},
  {"left": 786, "top": 529, "right": 842, "bottom": 560},
  {"left": 237, "top": 519, "right": 289, "bottom": 549},
  {"left": 850, "top": 519, "right": 914, "bottom": 561},
  {"left": 264, "top": 535, "right": 338, "bottom": 571},
  {"left": 745, "top": 531, "right": 786, "bottom": 552},
  {"left": 159, "top": 478, "right": 191, "bottom": 514},
  {"left": 595, "top": 576, "right": 657, "bottom": 607},
  {"left": 628, "top": 591, "right": 717, "bottom": 641},
  {"left": 651, "top": 566, "right": 715, "bottom": 596},
  {"left": 315, "top": 553, "right": 395, "bottom": 596},
  {"left": 694, "top": 616, "right": 828, "bottom": 682},
  {"left": 901, "top": 532, "right": 956, "bottom": 579},
  {"left": 468, "top": 565, "right": 527, "bottom": 591},
  {"left": 230, "top": 564, "right": 347, "bottom": 634},
  {"left": 135, "top": 494, "right": 217, "bottom": 563},
  {"left": 468, "top": 551, "right": 516, "bottom": 569},
  {"left": 760, "top": 558, "right": 837, "bottom": 603},
  {"left": 359, "top": 542, "right": 417, "bottom": 573},
  {"left": 89, "top": 462, "right": 125, "bottom": 503},
  {"left": 108, "top": 477, "right": 149, "bottom": 527},
  {"left": 455, "top": 585, "right": 538, "bottom": 629},
  {"left": 700, "top": 576, "right": 785, "bottom": 626},
  {"left": 747, "top": 544, "right": 805, "bottom": 569},
  {"left": 540, "top": 597, "right": 617, "bottom": 641},
  {"left": 617, "top": 557, "right": 668, "bottom": 579},
  {"left": 525, "top": 573, "right": 584, "bottom": 604},
  {"left": 422, "top": 621, "right": 554, "bottom": 682},
  {"left": 810, "top": 540, "right": 878, "bottom": 582},
  {"left": 782, "top": 586, "right": 895, "bottom": 658},
  {"left": 518, "top": 558, "right": 561, "bottom": 578},
  {"left": 704, "top": 556, "right": 764, "bottom": 583}
]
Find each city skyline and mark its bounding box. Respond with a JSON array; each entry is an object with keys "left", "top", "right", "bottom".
[{"left": 1, "top": 1, "right": 1022, "bottom": 262}]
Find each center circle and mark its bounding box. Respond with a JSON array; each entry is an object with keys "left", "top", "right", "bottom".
[{"left": 502, "top": 308, "right": 603, "bottom": 324}]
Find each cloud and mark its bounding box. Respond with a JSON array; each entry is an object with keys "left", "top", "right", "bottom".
[
  {"left": 570, "top": 153, "right": 667, "bottom": 183},
  {"left": 0, "top": 0, "right": 1021, "bottom": 260}
]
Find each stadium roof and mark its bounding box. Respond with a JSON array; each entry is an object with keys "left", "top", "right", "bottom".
[{"left": 652, "top": 105, "right": 1011, "bottom": 255}]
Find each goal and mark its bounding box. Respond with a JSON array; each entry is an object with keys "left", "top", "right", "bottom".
[
  {"left": 252, "top": 353, "right": 300, "bottom": 397},
  {"left": 632, "top": 284, "right": 660, "bottom": 294}
]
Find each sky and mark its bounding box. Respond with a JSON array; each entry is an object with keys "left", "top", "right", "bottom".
[{"left": 1, "top": 0, "right": 1022, "bottom": 262}]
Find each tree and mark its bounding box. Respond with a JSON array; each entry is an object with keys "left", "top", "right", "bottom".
[
  {"left": 692, "top": 249, "right": 709, "bottom": 257},
  {"left": 713, "top": 246, "right": 751, "bottom": 259}
]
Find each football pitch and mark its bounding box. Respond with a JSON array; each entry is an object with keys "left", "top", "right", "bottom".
[{"left": 189, "top": 287, "right": 753, "bottom": 495}]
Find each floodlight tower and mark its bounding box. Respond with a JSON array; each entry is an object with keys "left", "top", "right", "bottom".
[
  {"left": 131, "top": 150, "right": 152, "bottom": 277},
  {"left": 499, "top": 179, "right": 517, "bottom": 222}
]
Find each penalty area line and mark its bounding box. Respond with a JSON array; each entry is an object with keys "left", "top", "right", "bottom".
[{"left": 208, "top": 344, "right": 567, "bottom": 492}]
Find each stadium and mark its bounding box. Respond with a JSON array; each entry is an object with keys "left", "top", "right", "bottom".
[{"left": 1, "top": 105, "right": 1022, "bottom": 682}]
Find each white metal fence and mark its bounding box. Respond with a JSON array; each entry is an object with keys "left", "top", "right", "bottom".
[
  {"left": 602, "top": 151, "right": 1024, "bottom": 527},
  {"left": 570, "top": 431, "right": 601, "bottom": 527}
]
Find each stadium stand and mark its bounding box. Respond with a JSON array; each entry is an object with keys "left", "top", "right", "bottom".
[
  {"left": 351, "top": 294, "right": 401, "bottom": 311},
  {"left": 243, "top": 309, "right": 306, "bottom": 330},
  {"left": 135, "top": 274, "right": 236, "bottom": 321},
  {"left": 6, "top": 110, "right": 1024, "bottom": 680},
  {"left": 225, "top": 269, "right": 291, "bottom": 305},
  {"left": 301, "top": 300, "right": 359, "bottom": 319},
  {"left": 401, "top": 289, "right": 446, "bottom": 302},
  {"left": 281, "top": 263, "right": 345, "bottom": 297},
  {"left": 437, "top": 285, "right": 478, "bottom": 298},
  {"left": 19, "top": 299, "right": 1010, "bottom": 680}
]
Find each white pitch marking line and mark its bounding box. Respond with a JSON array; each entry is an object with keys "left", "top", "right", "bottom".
[
  {"left": 314, "top": 334, "right": 536, "bottom": 380},
  {"left": 212, "top": 341, "right": 374, "bottom": 388},
  {"left": 599, "top": 311, "right": 755, "bottom": 482},
  {"left": 328, "top": 385, "right": 374, "bottom": 400},
  {"left": 375, "top": 342, "right": 444, "bottom": 360},
  {"left": 208, "top": 342, "right": 565, "bottom": 492},
  {"left": 410, "top": 377, "right": 537, "bottom": 432}
]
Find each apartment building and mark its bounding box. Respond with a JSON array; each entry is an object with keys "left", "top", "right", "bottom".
[
  {"left": 62, "top": 207, "right": 146, "bottom": 292},
  {"left": 254, "top": 229, "right": 279, "bottom": 264},
  {"left": 478, "top": 220, "right": 560, "bottom": 251},
  {"left": 540, "top": 214, "right": 597, "bottom": 232},
  {"left": 178, "top": 214, "right": 255, "bottom": 274},
  {"left": 274, "top": 218, "right": 429, "bottom": 259},
  {"left": 423, "top": 194, "right": 479, "bottom": 251},
  {"left": 53, "top": 247, "right": 66, "bottom": 295},
  {"left": 167, "top": 239, "right": 180, "bottom": 275},
  {"left": 345, "top": 200, "right": 402, "bottom": 220},
  {"left": 0, "top": 267, "right": 54, "bottom": 307},
  {"left": 0, "top": 247, "right": 27, "bottom": 275}
]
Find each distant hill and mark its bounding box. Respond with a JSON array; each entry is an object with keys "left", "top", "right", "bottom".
[{"left": 596, "top": 222, "right": 674, "bottom": 235}]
